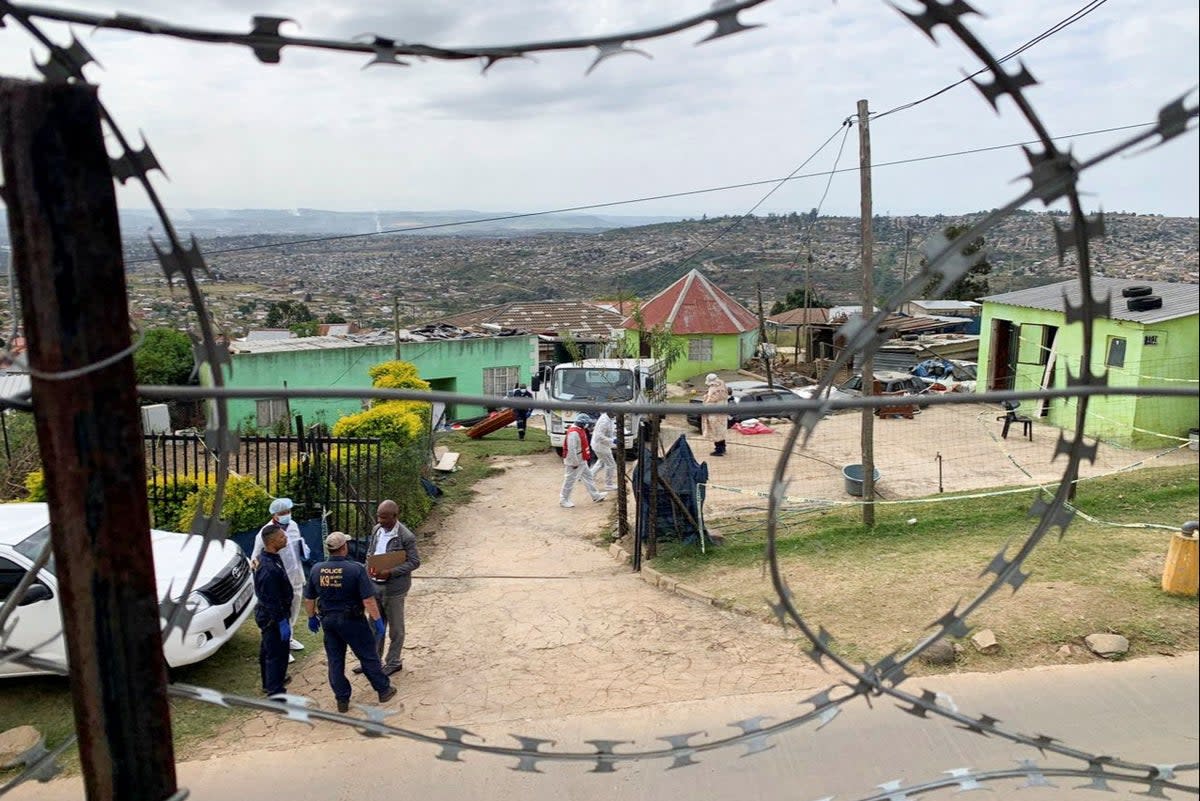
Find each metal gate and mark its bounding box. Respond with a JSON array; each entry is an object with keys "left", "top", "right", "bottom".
[{"left": 143, "top": 429, "right": 383, "bottom": 540}]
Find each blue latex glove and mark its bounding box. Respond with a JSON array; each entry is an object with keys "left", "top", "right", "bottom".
[
  {"left": 307, "top": 615, "right": 320, "bottom": 634},
  {"left": 373, "top": 618, "right": 386, "bottom": 640},
  {"left": 279, "top": 619, "right": 292, "bottom": 642}
]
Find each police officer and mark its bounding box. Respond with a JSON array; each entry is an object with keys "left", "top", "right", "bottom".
[
  {"left": 252, "top": 523, "right": 293, "bottom": 697},
  {"left": 303, "top": 531, "right": 398, "bottom": 713}
]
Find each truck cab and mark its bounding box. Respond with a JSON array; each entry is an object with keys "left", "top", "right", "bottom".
[{"left": 539, "top": 358, "right": 666, "bottom": 451}]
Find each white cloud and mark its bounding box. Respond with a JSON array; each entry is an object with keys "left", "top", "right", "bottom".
[{"left": 0, "top": 0, "right": 1195, "bottom": 217}]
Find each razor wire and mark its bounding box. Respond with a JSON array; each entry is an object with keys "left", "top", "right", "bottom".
[{"left": 0, "top": 0, "right": 1196, "bottom": 798}]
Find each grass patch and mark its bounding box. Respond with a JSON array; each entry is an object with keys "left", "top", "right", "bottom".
[
  {"left": 429, "top": 427, "right": 551, "bottom": 509},
  {"left": 652, "top": 465, "right": 1199, "bottom": 673}
]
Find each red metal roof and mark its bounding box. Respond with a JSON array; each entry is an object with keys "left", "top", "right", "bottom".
[{"left": 623, "top": 270, "right": 758, "bottom": 334}]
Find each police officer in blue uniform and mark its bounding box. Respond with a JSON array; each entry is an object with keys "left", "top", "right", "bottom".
[
  {"left": 303, "top": 531, "right": 398, "bottom": 713},
  {"left": 252, "top": 523, "right": 293, "bottom": 697}
]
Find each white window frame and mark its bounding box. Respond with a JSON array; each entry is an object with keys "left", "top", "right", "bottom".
[
  {"left": 256, "top": 398, "right": 289, "bottom": 428},
  {"left": 688, "top": 337, "right": 713, "bottom": 361},
  {"left": 483, "top": 366, "right": 521, "bottom": 396}
]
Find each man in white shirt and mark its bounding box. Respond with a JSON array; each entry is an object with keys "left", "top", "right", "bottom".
[
  {"left": 251, "top": 497, "right": 311, "bottom": 657},
  {"left": 362, "top": 499, "right": 420, "bottom": 675}
]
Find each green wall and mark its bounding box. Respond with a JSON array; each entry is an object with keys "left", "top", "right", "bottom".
[
  {"left": 978, "top": 302, "right": 1198, "bottom": 447},
  {"left": 224, "top": 336, "right": 538, "bottom": 430},
  {"left": 625, "top": 329, "right": 760, "bottom": 382}
]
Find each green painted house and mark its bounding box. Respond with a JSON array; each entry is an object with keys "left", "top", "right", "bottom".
[
  {"left": 224, "top": 332, "right": 538, "bottom": 430},
  {"left": 978, "top": 278, "right": 1198, "bottom": 447},
  {"left": 623, "top": 269, "right": 760, "bottom": 383}
]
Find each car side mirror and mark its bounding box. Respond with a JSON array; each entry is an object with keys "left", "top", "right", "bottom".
[
  {"left": 18, "top": 583, "right": 53, "bottom": 606},
  {"left": 644, "top": 377, "right": 655, "bottom": 390},
  {"left": 530, "top": 376, "right": 541, "bottom": 392}
]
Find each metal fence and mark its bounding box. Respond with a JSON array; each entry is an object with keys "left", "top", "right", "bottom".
[{"left": 143, "top": 430, "right": 383, "bottom": 539}]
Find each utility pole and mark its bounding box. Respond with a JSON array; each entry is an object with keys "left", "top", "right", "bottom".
[
  {"left": 393, "top": 293, "right": 402, "bottom": 360},
  {"left": 0, "top": 79, "right": 178, "bottom": 800},
  {"left": 857, "top": 99, "right": 876, "bottom": 528},
  {"left": 902, "top": 227, "right": 912, "bottom": 286},
  {"left": 803, "top": 252, "right": 814, "bottom": 364},
  {"left": 755, "top": 283, "right": 774, "bottom": 387}
]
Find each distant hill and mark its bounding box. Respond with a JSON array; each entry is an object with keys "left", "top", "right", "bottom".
[
  {"left": 1, "top": 208, "right": 1193, "bottom": 338},
  {"left": 105, "top": 208, "right": 683, "bottom": 239}
]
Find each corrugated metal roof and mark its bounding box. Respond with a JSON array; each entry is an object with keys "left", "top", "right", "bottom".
[
  {"left": 908, "top": 300, "right": 981, "bottom": 311},
  {"left": 230, "top": 336, "right": 368, "bottom": 354},
  {"left": 626, "top": 269, "right": 758, "bottom": 334},
  {"left": 0, "top": 373, "right": 31, "bottom": 401},
  {"left": 428, "top": 301, "right": 624, "bottom": 338},
  {"left": 983, "top": 278, "right": 1198, "bottom": 324},
  {"left": 766, "top": 306, "right": 882, "bottom": 326}
]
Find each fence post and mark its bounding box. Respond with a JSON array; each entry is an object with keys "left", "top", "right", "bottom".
[
  {"left": 615, "top": 413, "right": 629, "bottom": 542},
  {"left": 0, "top": 77, "right": 177, "bottom": 801}
]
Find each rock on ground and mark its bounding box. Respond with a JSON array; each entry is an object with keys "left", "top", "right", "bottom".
[
  {"left": 1085, "top": 633, "right": 1130, "bottom": 658},
  {"left": 0, "top": 726, "right": 41, "bottom": 769},
  {"left": 919, "top": 639, "right": 956, "bottom": 666},
  {"left": 971, "top": 629, "right": 999, "bottom": 654}
]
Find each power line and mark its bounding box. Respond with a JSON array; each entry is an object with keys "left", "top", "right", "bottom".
[
  {"left": 663, "top": 120, "right": 851, "bottom": 274},
  {"left": 872, "top": 0, "right": 1111, "bottom": 121},
  {"left": 123, "top": 120, "right": 1154, "bottom": 264}
]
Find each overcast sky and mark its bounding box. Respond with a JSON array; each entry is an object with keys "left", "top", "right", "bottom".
[{"left": 0, "top": 1, "right": 1196, "bottom": 219}]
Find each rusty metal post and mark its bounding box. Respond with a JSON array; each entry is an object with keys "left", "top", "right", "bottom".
[{"left": 0, "top": 78, "right": 178, "bottom": 800}]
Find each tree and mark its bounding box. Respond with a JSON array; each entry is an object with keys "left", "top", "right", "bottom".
[
  {"left": 290, "top": 320, "right": 319, "bottom": 338},
  {"left": 264, "top": 299, "right": 314, "bottom": 328},
  {"left": 769, "top": 287, "right": 832, "bottom": 316},
  {"left": 323, "top": 312, "right": 347, "bottom": 324},
  {"left": 134, "top": 328, "right": 194, "bottom": 386},
  {"left": 922, "top": 224, "right": 991, "bottom": 300}
]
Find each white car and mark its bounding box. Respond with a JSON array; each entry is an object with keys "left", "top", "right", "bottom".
[{"left": 0, "top": 503, "right": 256, "bottom": 678}]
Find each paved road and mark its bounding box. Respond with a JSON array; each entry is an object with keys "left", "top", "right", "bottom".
[{"left": 15, "top": 653, "right": 1198, "bottom": 800}]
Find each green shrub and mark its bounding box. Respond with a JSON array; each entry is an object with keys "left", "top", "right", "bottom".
[
  {"left": 24, "top": 469, "right": 46, "bottom": 502},
  {"left": 146, "top": 474, "right": 204, "bottom": 529},
  {"left": 331, "top": 401, "right": 429, "bottom": 445},
  {"left": 328, "top": 359, "right": 433, "bottom": 528},
  {"left": 176, "top": 473, "right": 271, "bottom": 534},
  {"left": 367, "top": 361, "right": 430, "bottom": 392},
  {"left": 380, "top": 442, "right": 433, "bottom": 526}
]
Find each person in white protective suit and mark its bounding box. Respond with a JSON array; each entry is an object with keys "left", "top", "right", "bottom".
[
  {"left": 251, "top": 497, "right": 312, "bottom": 660},
  {"left": 589, "top": 410, "right": 619, "bottom": 491},
  {"left": 559, "top": 413, "right": 607, "bottom": 509}
]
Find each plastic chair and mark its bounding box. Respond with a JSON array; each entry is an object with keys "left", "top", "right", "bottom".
[{"left": 996, "top": 401, "right": 1033, "bottom": 441}]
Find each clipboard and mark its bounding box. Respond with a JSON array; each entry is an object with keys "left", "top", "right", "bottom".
[{"left": 366, "top": 551, "right": 408, "bottom": 572}]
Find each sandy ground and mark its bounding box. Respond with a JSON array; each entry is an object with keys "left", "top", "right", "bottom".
[
  {"left": 188, "top": 452, "right": 828, "bottom": 757},
  {"left": 656, "top": 401, "right": 1197, "bottom": 518}
]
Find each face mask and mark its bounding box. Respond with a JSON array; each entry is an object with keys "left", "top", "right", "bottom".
[{"left": 277, "top": 514, "right": 292, "bottom": 526}]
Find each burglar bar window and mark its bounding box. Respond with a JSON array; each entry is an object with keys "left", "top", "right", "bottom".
[
  {"left": 688, "top": 338, "right": 713, "bottom": 361},
  {"left": 483, "top": 366, "right": 520, "bottom": 396},
  {"left": 256, "top": 398, "right": 289, "bottom": 428}
]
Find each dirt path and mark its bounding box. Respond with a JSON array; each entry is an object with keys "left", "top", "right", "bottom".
[{"left": 197, "top": 451, "right": 825, "bottom": 755}]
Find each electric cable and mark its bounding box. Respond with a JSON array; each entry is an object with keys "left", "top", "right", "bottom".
[{"left": 871, "top": 0, "right": 1111, "bottom": 121}]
